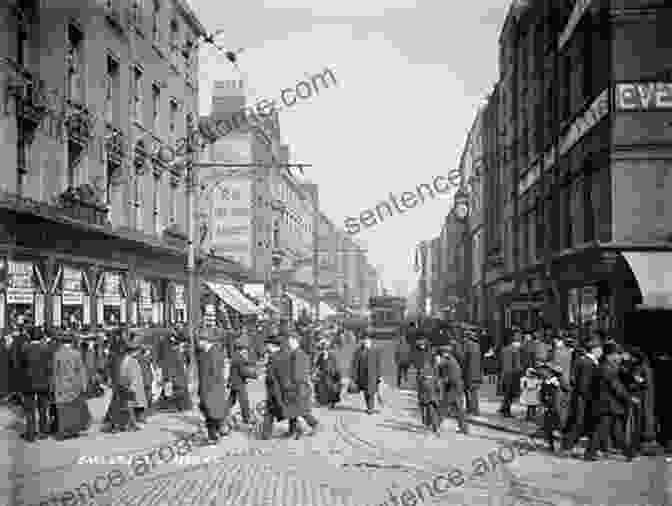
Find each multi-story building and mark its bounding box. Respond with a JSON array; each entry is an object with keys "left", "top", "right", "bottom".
[
  {"left": 483, "top": 83, "right": 506, "bottom": 344},
  {"left": 490, "top": 0, "right": 672, "bottom": 350},
  {"left": 0, "top": 0, "right": 206, "bottom": 330}
]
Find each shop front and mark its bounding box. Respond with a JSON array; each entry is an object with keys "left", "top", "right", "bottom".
[
  {"left": 168, "top": 282, "right": 187, "bottom": 324},
  {"left": 132, "top": 277, "right": 166, "bottom": 327},
  {"left": 53, "top": 264, "right": 91, "bottom": 329},
  {"left": 96, "top": 270, "right": 127, "bottom": 327},
  {"left": 3, "top": 258, "right": 47, "bottom": 329}
]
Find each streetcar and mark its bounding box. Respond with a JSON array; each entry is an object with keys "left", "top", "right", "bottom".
[{"left": 368, "top": 296, "right": 406, "bottom": 340}]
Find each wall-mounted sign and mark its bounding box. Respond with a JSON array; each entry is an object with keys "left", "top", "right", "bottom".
[
  {"left": 558, "top": 0, "right": 592, "bottom": 51},
  {"left": 103, "top": 272, "right": 122, "bottom": 305},
  {"left": 62, "top": 291, "right": 83, "bottom": 306},
  {"left": 559, "top": 88, "right": 609, "bottom": 156},
  {"left": 174, "top": 284, "right": 185, "bottom": 310},
  {"left": 62, "top": 267, "right": 83, "bottom": 293},
  {"left": 8, "top": 261, "right": 33, "bottom": 290},
  {"left": 206, "top": 178, "right": 252, "bottom": 270},
  {"left": 139, "top": 280, "right": 152, "bottom": 309},
  {"left": 614, "top": 82, "right": 672, "bottom": 111},
  {"left": 7, "top": 289, "right": 33, "bottom": 305}
]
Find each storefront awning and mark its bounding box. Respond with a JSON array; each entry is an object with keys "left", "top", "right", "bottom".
[
  {"left": 319, "top": 301, "right": 338, "bottom": 318},
  {"left": 622, "top": 252, "right": 672, "bottom": 308},
  {"left": 286, "top": 292, "right": 312, "bottom": 319},
  {"left": 221, "top": 285, "right": 262, "bottom": 315},
  {"left": 243, "top": 284, "right": 280, "bottom": 313},
  {"left": 205, "top": 282, "right": 257, "bottom": 315}
]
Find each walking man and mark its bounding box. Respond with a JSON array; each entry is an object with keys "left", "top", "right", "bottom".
[
  {"left": 463, "top": 330, "right": 482, "bottom": 415},
  {"left": 438, "top": 344, "right": 469, "bottom": 435},
  {"left": 562, "top": 333, "right": 603, "bottom": 457},
  {"left": 284, "top": 333, "right": 320, "bottom": 439},
  {"left": 498, "top": 331, "right": 523, "bottom": 418},
  {"left": 394, "top": 333, "right": 411, "bottom": 388},
  {"left": 350, "top": 334, "right": 382, "bottom": 414},
  {"left": 20, "top": 327, "right": 52, "bottom": 441},
  {"left": 229, "top": 340, "right": 257, "bottom": 425}
]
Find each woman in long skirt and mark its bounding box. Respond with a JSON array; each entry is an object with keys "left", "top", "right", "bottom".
[{"left": 314, "top": 341, "right": 342, "bottom": 409}]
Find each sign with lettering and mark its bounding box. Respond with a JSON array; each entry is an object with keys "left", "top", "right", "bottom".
[
  {"left": 139, "top": 280, "right": 152, "bottom": 309},
  {"left": 559, "top": 88, "right": 609, "bottom": 156},
  {"left": 615, "top": 82, "right": 672, "bottom": 111},
  {"left": 205, "top": 178, "right": 252, "bottom": 270},
  {"left": 8, "top": 261, "right": 33, "bottom": 290},
  {"left": 62, "top": 267, "right": 83, "bottom": 293},
  {"left": 558, "top": 0, "right": 592, "bottom": 51}
]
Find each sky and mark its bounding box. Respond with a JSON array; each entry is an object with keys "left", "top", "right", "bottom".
[{"left": 192, "top": 0, "right": 508, "bottom": 296}]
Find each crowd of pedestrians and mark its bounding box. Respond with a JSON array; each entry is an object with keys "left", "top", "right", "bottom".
[
  {"left": 496, "top": 325, "right": 672, "bottom": 460},
  {"left": 0, "top": 325, "right": 199, "bottom": 442},
  {"left": 396, "top": 321, "right": 671, "bottom": 461}
]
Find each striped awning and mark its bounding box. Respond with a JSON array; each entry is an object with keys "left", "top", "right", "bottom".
[{"left": 205, "top": 282, "right": 257, "bottom": 315}]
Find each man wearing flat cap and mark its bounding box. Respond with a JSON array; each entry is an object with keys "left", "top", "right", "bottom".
[
  {"left": 562, "top": 332, "right": 603, "bottom": 456},
  {"left": 462, "top": 331, "right": 482, "bottom": 416},
  {"left": 437, "top": 344, "right": 469, "bottom": 435}
]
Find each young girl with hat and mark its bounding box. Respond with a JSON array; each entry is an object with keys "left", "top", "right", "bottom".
[{"left": 520, "top": 367, "right": 542, "bottom": 422}]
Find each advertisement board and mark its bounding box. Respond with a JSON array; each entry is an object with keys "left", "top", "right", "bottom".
[{"left": 209, "top": 178, "right": 252, "bottom": 270}]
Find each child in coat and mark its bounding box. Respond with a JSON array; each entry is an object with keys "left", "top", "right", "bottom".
[{"left": 520, "top": 368, "right": 542, "bottom": 421}]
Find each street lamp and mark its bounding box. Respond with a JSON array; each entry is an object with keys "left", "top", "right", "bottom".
[{"left": 453, "top": 187, "right": 470, "bottom": 220}]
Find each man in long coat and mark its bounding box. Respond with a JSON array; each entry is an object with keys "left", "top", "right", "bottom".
[
  {"left": 19, "top": 327, "right": 52, "bottom": 441},
  {"left": 437, "top": 345, "right": 469, "bottom": 435},
  {"left": 261, "top": 336, "right": 287, "bottom": 439},
  {"left": 314, "top": 341, "right": 342, "bottom": 408},
  {"left": 51, "top": 333, "right": 91, "bottom": 439},
  {"left": 586, "top": 341, "right": 634, "bottom": 461},
  {"left": 350, "top": 334, "right": 382, "bottom": 414},
  {"left": 498, "top": 332, "right": 523, "bottom": 417},
  {"left": 229, "top": 341, "right": 256, "bottom": 424},
  {"left": 283, "top": 333, "right": 319, "bottom": 438},
  {"left": 394, "top": 334, "right": 411, "bottom": 387},
  {"left": 462, "top": 331, "right": 482, "bottom": 416},
  {"left": 412, "top": 339, "right": 433, "bottom": 383},
  {"left": 562, "top": 334, "right": 603, "bottom": 455},
  {"left": 197, "top": 339, "right": 230, "bottom": 442}
]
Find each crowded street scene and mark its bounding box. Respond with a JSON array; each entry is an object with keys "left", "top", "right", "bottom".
[{"left": 1, "top": 0, "right": 672, "bottom": 505}]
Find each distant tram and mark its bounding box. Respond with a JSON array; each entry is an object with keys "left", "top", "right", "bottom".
[{"left": 368, "top": 296, "right": 406, "bottom": 340}]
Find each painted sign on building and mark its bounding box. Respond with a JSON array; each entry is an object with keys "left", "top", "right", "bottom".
[
  {"left": 559, "top": 88, "right": 609, "bottom": 156},
  {"left": 615, "top": 82, "right": 672, "bottom": 111},
  {"left": 209, "top": 178, "right": 252, "bottom": 269}
]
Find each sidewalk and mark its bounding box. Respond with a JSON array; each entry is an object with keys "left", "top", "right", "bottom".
[{"left": 366, "top": 380, "right": 672, "bottom": 506}]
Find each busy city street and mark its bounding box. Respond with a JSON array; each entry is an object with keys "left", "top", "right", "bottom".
[
  {"left": 2, "top": 0, "right": 672, "bottom": 505},
  {"left": 2, "top": 336, "right": 670, "bottom": 506}
]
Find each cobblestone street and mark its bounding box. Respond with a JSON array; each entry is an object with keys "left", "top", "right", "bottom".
[{"left": 6, "top": 341, "right": 670, "bottom": 506}]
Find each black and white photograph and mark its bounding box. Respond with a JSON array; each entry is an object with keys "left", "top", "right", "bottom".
[{"left": 0, "top": 1, "right": 671, "bottom": 505}]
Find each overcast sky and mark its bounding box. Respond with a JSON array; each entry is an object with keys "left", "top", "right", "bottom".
[{"left": 192, "top": 0, "right": 508, "bottom": 296}]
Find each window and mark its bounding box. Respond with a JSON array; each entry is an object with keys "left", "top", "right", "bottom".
[
  {"left": 105, "top": 55, "right": 119, "bottom": 125},
  {"left": 169, "top": 179, "right": 177, "bottom": 224},
  {"left": 152, "top": 0, "right": 161, "bottom": 42},
  {"left": 169, "top": 19, "right": 179, "bottom": 67},
  {"left": 169, "top": 98, "right": 178, "bottom": 144},
  {"left": 153, "top": 171, "right": 161, "bottom": 234},
  {"left": 131, "top": 0, "right": 143, "bottom": 27},
  {"left": 134, "top": 177, "right": 143, "bottom": 230},
  {"left": 66, "top": 24, "right": 84, "bottom": 104},
  {"left": 132, "top": 65, "right": 143, "bottom": 123},
  {"left": 151, "top": 82, "right": 160, "bottom": 132}
]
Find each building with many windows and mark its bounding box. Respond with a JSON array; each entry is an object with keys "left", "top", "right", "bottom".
[
  {"left": 418, "top": 0, "right": 672, "bottom": 354},
  {"left": 0, "top": 0, "right": 208, "bottom": 330}
]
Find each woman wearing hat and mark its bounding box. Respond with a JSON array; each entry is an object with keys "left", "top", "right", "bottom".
[
  {"left": 197, "top": 339, "right": 230, "bottom": 442},
  {"left": 117, "top": 334, "right": 147, "bottom": 431},
  {"left": 51, "top": 332, "right": 91, "bottom": 439},
  {"left": 314, "top": 340, "right": 342, "bottom": 409}
]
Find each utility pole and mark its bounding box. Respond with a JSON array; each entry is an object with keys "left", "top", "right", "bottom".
[
  {"left": 313, "top": 192, "right": 320, "bottom": 322},
  {"left": 185, "top": 112, "right": 199, "bottom": 405}
]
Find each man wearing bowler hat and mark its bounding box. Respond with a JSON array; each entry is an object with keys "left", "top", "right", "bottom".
[{"left": 562, "top": 332, "right": 603, "bottom": 457}]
